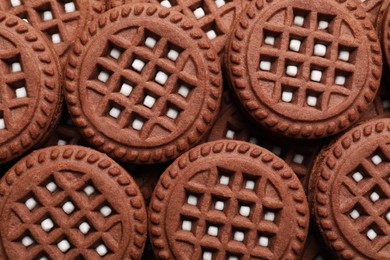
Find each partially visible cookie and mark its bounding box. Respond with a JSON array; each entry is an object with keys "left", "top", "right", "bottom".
[
  {"left": 0, "top": 0, "right": 106, "bottom": 67},
  {"left": 0, "top": 145, "right": 147, "bottom": 259},
  {"left": 64, "top": 4, "right": 222, "bottom": 164},
  {"left": 0, "top": 12, "right": 62, "bottom": 164},
  {"left": 310, "top": 118, "right": 390, "bottom": 259},
  {"left": 149, "top": 140, "right": 309, "bottom": 259}
]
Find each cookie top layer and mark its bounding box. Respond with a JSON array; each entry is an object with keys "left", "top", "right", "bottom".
[
  {"left": 149, "top": 140, "right": 309, "bottom": 259},
  {"left": 0, "top": 145, "right": 147, "bottom": 259},
  {"left": 0, "top": 12, "right": 62, "bottom": 164},
  {"left": 64, "top": 3, "right": 222, "bottom": 164},
  {"left": 0, "top": 0, "right": 106, "bottom": 66},
  {"left": 226, "top": 0, "right": 382, "bottom": 139},
  {"left": 107, "top": 0, "right": 243, "bottom": 57},
  {"left": 310, "top": 118, "right": 390, "bottom": 259}
]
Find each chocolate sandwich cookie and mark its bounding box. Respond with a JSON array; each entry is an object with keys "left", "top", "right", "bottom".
[
  {"left": 149, "top": 140, "right": 309, "bottom": 259},
  {"left": 310, "top": 118, "right": 390, "bottom": 259},
  {"left": 64, "top": 4, "right": 222, "bottom": 164},
  {"left": 208, "top": 91, "right": 323, "bottom": 192},
  {"left": 0, "top": 0, "right": 106, "bottom": 66},
  {"left": 0, "top": 145, "right": 147, "bottom": 259},
  {"left": 0, "top": 12, "right": 62, "bottom": 164},
  {"left": 226, "top": 0, "right": 382, "bottom": 139},
  {"left": 107, "top": 0, "right": 243, "bottom": 58}
]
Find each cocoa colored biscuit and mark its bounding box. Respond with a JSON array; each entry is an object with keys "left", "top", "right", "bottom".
[
  {"left": 64, "top": 4, "right": 222, "bottom": 164},
  {"left": 107, "top": 0, "right": 243, "bottom": 57},
  {"left": 310, "top": 118, "right": 390, "bottom": 259},
  {"left": 0, "top": 145, "right": 147, "bottom": 259},
  {"left": 149, "top": 140, "right": 309, "bottom": 259},
  {"left": 358, "top": 95, "right": 384, "bottom": 121},
  {"left": 226, "top": 0, "right": 382, "bottom": 139},
  {"left": 0, "top": 12, "right": 62, "bottom": 164},
  {"left": 208, "top": 91, "right": 323, "bottom": 192},
  {"left": 0, "top": 0, "right": 106, "bottom": 67}
]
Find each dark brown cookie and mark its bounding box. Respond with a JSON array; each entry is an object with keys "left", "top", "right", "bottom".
[
  {"left": 64, "top": 4, "right": 222, "bottom": 164},
  {"left": 0, "top": 12, "right": 62, "bottom": 164},
  {"left": 107, "top": 0, "right": 243, "bottom": 58},
  {"left": 207, "top": 91, "right": 323, "bottom": 192},
  {"left": 149, "top": 140, "right": 309, "bottom": 259},
  {"left": 226, "top": 0, "right": 382, "bottom": 139},
  {"left": 0, "top": 0, "right": 106, "bottom": 67},
  {"left": 310, "top": 118, "right": 390, "bottom": 259},
  {"left": 0, "top": 145, "right": 147, "bottom": 259}
]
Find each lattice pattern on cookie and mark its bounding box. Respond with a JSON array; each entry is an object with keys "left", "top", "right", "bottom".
[
  {"left": 0, "top": 49, "right": 31, "bottom": 132},
  {"left": 156, "top": 0, "right": 234, "bottom": 42},
  {"left": 2, "top": 0, "right": 80, "bottom": 46},
  {"left": 340, "top": 145, "right": 390, "bottom": 247},
  {"left": 257, "top": 6, "right": 358, "bottom": 111},
  {"left": 174, "top": 166, "right": 284, "bottom": 258},
  {"left": 86, "top": 26, "right": 198, "bottom": 139},
  {"left": 9, "top": 170, "right": 119, "bottom": 258}
]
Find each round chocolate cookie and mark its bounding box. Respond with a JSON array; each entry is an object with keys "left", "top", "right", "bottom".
[
  {"left": 0, "top": 0, "right": 106, "bottom": 66},
  {"left": 208, "top": 91, "right": 323, "bottom": 192},
  {"left": 107, "top": 0, "right": 243, "bottom": 57},
  {"left": 0, "top": 12, "right": 62, "bottom": 164},
  {"left": 310, "top": 118, "right": 390, "bottom": 259},
  {"left": 149, "top": 140, "right": 309, "bottom": 259},
  {"left": 226, "top": 0, "right": 382, "bottom": 139},
  {"left": 0, "top": 145, "right": 147, "bottom": 259},
  {"left": 64, "top": 4, "right": 222, "bottom": 164}
]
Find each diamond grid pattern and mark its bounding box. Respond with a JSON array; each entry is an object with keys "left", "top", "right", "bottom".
[
  {"left": 257, "top": 6, "right": 358, "bottom": 111},
  {"left": 0, "top": 48, "right": 30, "bottom": 132},
  {"left": 174, "top": 166, "right": 284, "bottom": 258},
  {"left": 8, "top": 171, "right": 119, "bottom": 259},
  {"left": 340, "top": 145, "right": 390, "bottom": 251},
  {"left": 4, "top": 0, "right": 80, "bottom": 46},
  {"left": 86, "top": 27, "right": 198, "bottom": 139}
]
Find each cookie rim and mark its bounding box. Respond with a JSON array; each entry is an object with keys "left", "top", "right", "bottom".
[
  {"left": 148, "top": 139, "right": 309, "bottom": 259},
  {"left": 226, "top": 0, "right": 382, "bottom": 139},
  {"left": 0, "top": 144, "right": 147, "bottom": 259},
  {"left": 64, "top": 3, "right": 222, "bottom": 164}
]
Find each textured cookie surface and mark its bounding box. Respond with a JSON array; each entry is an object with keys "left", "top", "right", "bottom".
[
  {"left": 149, "top": 140, "right": 309, "bottom": 259},
  {"left": 0, "top": 145, "right": 147, "bottom": 259},
  {"left": 311, "top": 118, "right": 390, "bottom": 259},
  {"left": 0, "top": 0, "right": 106, "bottom": 66},
  {"left": 65, "top": 4, "right": 222, "bottom": 163},
  {"left": 0, "top": 12, "right": 62, "bottom": 164},
  {"left": 226, "top": 0, "right": 382, "bottom": 139}
]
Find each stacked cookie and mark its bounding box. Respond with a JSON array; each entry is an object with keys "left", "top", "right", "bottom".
[{"left": 0, "top": 0, "right": 389, "bottom": 259}]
